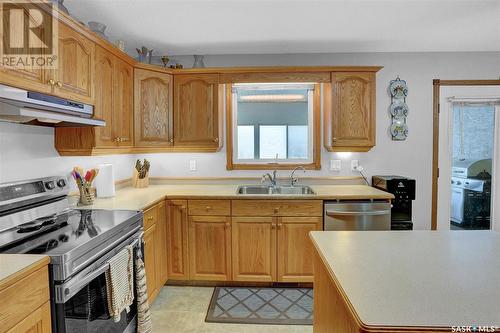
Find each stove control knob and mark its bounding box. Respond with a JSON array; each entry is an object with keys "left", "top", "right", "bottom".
[
  {"left": 45, "top": 181, "right": 55, "bottom": 190},
  {"left": 456, "top": 181, "right": 462, "bottom": 185},
  {"left": 57, "top": 179, "right": 66, "bottom": 188},
  {"left": 451, "top": 180, "right": 454, "bottom": 184}
]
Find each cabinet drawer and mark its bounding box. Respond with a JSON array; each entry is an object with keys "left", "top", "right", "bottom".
[
  {"left": 188, "top": 200, "right": 230, "bottom": 216},
  {"left": 0, "top": 266, "right": 50, "bottom": 332},
  {"left": 232, "top": 200, "right": 323, "bottom": 217},
  {"left": 144, "top": 204, "right": 159, "bottom": 229}
]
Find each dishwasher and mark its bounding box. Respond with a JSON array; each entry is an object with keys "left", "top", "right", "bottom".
[{"left": 324, "top": 201, "right": 392, "bottom": 230}]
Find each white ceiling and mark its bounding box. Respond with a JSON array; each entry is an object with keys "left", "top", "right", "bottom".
[{"left": 65, "top": 0, "right": 500, "bottom": 56}]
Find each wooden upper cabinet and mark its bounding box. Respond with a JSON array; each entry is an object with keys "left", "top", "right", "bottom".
[
  {"left": 134, "top": 69, "right": 173, "bottom": 147},
  {"left": 231, "top": 217, "right": 276, "bottom": 282},
  {"left": 114, "top": 58, "right": 134, "bottom": 146},
  {"left": 94, "top": 46, "right": 115, "bottom": 147},
  {"left": 277, "top": 217, "right": 322, "bottom": 283},
  {"left": 173, "top": 74, "right": 221, "bottom": 148},
  {"left": 188, "top": 216, "right": 232, "bottom": 281},
  {"left": 324, "top": 72, "right": 376, "bottom": 152},
  {"left": 52, "top": 22, "right": 95, "bottom": 104}
]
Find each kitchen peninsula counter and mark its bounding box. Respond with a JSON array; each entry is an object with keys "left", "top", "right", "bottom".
[{"left": 310, "top": 231, "right": 500, "bottom": 332}]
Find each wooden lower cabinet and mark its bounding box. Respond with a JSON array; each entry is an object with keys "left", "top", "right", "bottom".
[
  {"left": 277, "top": 217, "right": 322, "bottom": 282},
  {"left": 6, "top": 302, "right": 51, "bottom": 333},
  {"left": 166, "top": 200, "right": 189, "bottom": 280},
  {"left": 232, "top": 217, "right": 276, "bottom": 282},
  {"left": 143, "top": 201, "right": 168, "bottom": 304},
  {"left": 143, "top": 223, "right": 159, "bottom": 304},
  {"left": 188, "top": 216, "right": 232, "bottom": 281}
]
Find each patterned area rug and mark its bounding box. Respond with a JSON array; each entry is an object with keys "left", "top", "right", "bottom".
[{"left": 205, "top": 287, "right": 313, "bottom": 325}]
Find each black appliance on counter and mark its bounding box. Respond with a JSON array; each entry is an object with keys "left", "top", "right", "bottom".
[
  {"left": 372, "top": 175, "right": 415, "bottom": 230},
  {"left": 0, "top": 176, "right": 143, "bottom": 333}
]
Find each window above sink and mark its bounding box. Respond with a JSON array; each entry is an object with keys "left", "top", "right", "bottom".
[{"left": 226, "top": 82, "right": 321, "bottom": 170}]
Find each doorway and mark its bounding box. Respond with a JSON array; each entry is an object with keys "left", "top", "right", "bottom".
[{"left": 433, "top": 82, "right": 500, "bottom": 231}]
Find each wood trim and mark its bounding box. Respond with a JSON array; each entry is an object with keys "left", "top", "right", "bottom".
[
  {"left": 174, "top": 66, "right": 384, "bottom": 75},
  {"left": 219, "top": 72, "right": 330, "bottom": 83},
  {"left": 431, "top": 79, "right": 500, "bottom": 230},
  {"left": 226, "top": 83, "right": 321, "bottom": 170}
]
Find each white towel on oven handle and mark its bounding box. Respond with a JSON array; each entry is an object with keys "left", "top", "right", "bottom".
[{"left": 105, "top": 244, "right": 134, "bottom": 322}]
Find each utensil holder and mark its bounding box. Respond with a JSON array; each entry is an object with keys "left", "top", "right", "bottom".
[
  {"left": 132, "top": 169, "right": 149, "bottom": 188},
  {"left": 78, "top": 184, "right": 95, "bottom": 205}
]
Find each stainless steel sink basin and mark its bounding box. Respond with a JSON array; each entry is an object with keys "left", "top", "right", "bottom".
[{"left": 236, "top": 185, "right": 316, "bottom": 195}]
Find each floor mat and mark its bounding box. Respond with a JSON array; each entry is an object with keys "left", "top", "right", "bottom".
[{"left": 205, "top": 287, "right": 313, "bottom": 325}]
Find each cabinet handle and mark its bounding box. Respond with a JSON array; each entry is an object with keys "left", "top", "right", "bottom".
[
  {"left": 273, "top": 208, "right": 279, "bottom": 214},
  {"left": 213, "top": 138, "right": 219, "bottom": 143},
  {"left": 271, "top": 224, "right": 276, "bottom": 229},
  {"left": 169, "top": 138, "right": 174, "bottom": 143},
  {"left": 180, "top": 206, "right": 186, "bottom": 210},
  {"left": 56, "top": 81, "right": 63, "bottom": 88},
  {"left": 47, "top": 79, "right": 55, "bottom": 86},
  {"left": 225, "top": 222, "right": 230, "bottom": 228},
  {"left": 333, "top": 137, "right": 337, "bottom": 142},
  {"left": 205, "top": 206, "right": 212, "bottom": 210},
  {"left": 147, "top": 216, "right": 154, "bottom": 221},
  {"left": 277, "top": 223, "right": 283, "bottom": 229}
]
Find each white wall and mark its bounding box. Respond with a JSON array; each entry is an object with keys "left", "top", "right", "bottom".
[{"left": 1, "top": 52, "right": 499, "bottom": 230}]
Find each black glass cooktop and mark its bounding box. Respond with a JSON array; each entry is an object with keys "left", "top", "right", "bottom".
[{"left": 0, "top": 209, "right": 141, "bottom": 255}]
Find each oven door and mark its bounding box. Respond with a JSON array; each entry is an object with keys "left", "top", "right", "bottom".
[
  {"left": 53, "top": 232, "right": 142, "bottom": 333},
  {"left": 450, "top": 186, "right": 465, "bottom": 224}
]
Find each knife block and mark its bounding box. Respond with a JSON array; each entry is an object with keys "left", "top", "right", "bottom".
[{"left": 132, "top": 169, "right": 149, "bottom": 188}]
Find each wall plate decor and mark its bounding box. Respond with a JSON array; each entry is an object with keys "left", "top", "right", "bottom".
[{"left": 389, "top": 76, "right": 408, "bottom": 141}]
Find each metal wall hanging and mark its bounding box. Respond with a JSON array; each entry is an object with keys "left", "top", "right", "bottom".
[{"left": 389, "top": 76, "right": 409, "bottom": 141}]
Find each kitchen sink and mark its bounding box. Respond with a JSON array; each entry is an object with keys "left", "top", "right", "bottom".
[{"left": 236, "top": 185, "right": 316, "bottom": 195}]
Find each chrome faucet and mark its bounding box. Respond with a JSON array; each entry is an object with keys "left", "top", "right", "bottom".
[
  {"left": 262, "top": 169, "right": 278, "bottom": 188},
  {"left": 290, "top": 166, "right": 306, "bottom": 187}
]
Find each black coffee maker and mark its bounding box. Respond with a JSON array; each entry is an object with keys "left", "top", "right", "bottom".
[{"left": 372, "top": 175, "right": 416, "bottom": 230}]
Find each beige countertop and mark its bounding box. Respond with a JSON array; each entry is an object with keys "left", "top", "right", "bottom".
[
  {"left": 310, "top": 230, "right": 500, "bottom": 328},
  {"left": 78, "top": 184, "right": 393, "bottom": 211},
  {"left": 0, "top": 254, "right": 50, "bottom": 290}
]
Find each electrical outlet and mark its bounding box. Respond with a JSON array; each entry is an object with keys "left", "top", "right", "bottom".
[
  {"left": 189, "top": 160, "right": 197, "bottom": 171},
  {"left": 351, "top": 160, "right": 359, "bottom": 171},
  {"left": 330, "top": 160, "right": 341, "bottom": 171}
]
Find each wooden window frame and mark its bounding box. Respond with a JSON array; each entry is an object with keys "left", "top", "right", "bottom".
[{"left": 226, "top": 83, "right": 321, "bottom": 170}]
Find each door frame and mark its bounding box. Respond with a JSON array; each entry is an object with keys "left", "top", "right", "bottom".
[{"left": 431, "top": 79, "right": 500, "bottom": 230}]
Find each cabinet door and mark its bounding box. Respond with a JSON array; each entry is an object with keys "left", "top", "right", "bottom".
[
  {"left": 114, "top": 58, "right": 134, "bottom": 146},
  {"left": 232, "top": 217, "right": 276, "bottom": 282},
  {"left": 173, "top": 74, "right": 221, "bottom": 147},
  {"left": 6, "top": 301, "right": 51, "bottom": 333},
  {"left": 166, "top": 200, "right": 189, "bottom": 280},
  {"left": 134, "top": 69, "right": 173, "bottom": 147},
  {"left": 156, "top": 201, "right": 168, "bottom": 286},
  {"left": 52, "top": 22, "right": 94, "bottom": 103},
  {"left": 277, "top": 217, "right": 322, "bottom": 282},
  {"left": 94, "top": 46, "right": 115, "bottom": 146},
  {"left": 325, "top": 72, "right": 375, "bottom": 151},
  {"left": 143, "top": 224, "right": 159, "bottom": 304},
  {"left": 188, "top": 216, "right": 231, "bottom": 281}
]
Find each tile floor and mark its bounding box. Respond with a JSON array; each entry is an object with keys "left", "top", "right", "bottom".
[{"left": 150, "top": 286, "right": 313, "bottom": 333}]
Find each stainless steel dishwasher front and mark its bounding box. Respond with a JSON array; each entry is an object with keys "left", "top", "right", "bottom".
[{"left": 324, "top": 201, "right": 391, "bottom": 231}]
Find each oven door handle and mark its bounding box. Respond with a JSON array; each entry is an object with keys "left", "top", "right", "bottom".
[
  {"left": 325, "top": 210, "right": 391, "bottom": 217},
  {"left": 54, "top": 230, "right": 143, "bottom": 304}
]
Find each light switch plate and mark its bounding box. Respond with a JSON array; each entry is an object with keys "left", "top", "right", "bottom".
[
  {"left": 330, "top": 159, "right": 341, "bottom": 171},
  {"left": 351, "top": 160, "right": 359, "bottom": 171},
  {"left": 189, "top": 160, "right": 197, "bottom": 171}
]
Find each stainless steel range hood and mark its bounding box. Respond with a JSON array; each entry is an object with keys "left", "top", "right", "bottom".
[{"left": 0, "top": 84, "right": 105, "bottom": 127}]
